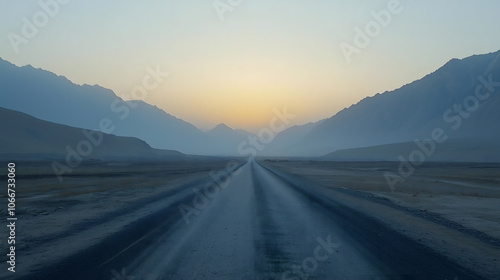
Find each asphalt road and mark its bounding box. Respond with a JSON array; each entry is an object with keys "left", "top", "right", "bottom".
[{"left": 21, "top": 159, "right": 484, "bottom": 280}]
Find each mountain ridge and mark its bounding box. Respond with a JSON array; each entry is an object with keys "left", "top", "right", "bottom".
[
  {"left": 2, "top": 49, "right": 500, "bottom": 158},
  {"left": 264, "top": 49, "right": 500, "bottom": 157},
  {"left": 0, "top": 58, "right": 209, "bottom": 154},
  {"left": 0, "top": 106, "right": 184, "bottom": 161}
]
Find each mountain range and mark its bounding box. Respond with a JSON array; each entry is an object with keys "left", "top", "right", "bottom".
[
  {"left": 0, "top": 58, "right": 251, "bottom": 156},
  {"left": 1, "top": 49, "right": 500, "bottom": 160},
  {"left": 266, "top": 50, "right": 500, "bottom": 157},
  {"left": 0, "top": 107, "right": 183, "bottom": 161}
]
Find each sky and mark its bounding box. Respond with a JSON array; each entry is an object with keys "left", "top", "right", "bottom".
[{"left": 1, "top": 0, "right": 500, "bottom": 132}]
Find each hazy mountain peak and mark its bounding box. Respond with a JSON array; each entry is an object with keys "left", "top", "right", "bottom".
[{"left": 211, "top": 123, "right": 233, "bottom": 131}]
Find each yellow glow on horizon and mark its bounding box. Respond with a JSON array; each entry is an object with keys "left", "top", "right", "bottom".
[{"left": 2, "top": 1, "right": 500, "bottom": 132}]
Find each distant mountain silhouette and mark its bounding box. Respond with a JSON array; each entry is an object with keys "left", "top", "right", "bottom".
[
  {"left": 267, "top": 50, "right": 500, "bottom": 157},
  {"left": 0, "top": 107, "right": 184, "bottom": 161},
  {"left": 265, "top": 122, "right": 320, "bottom": 155},
  {"left": 2, "top": 49, "right": 500, "bottom": 159},
  {"left": 205, "top": 124, "right": 254, "bottom": 156},
  {"left": 0, "top": 58, "right": 213, "bottom": 155}
]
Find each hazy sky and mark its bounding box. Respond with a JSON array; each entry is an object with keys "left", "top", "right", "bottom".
[{"left": 1, "top": 0, "right": 500, "bottom": 132}]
